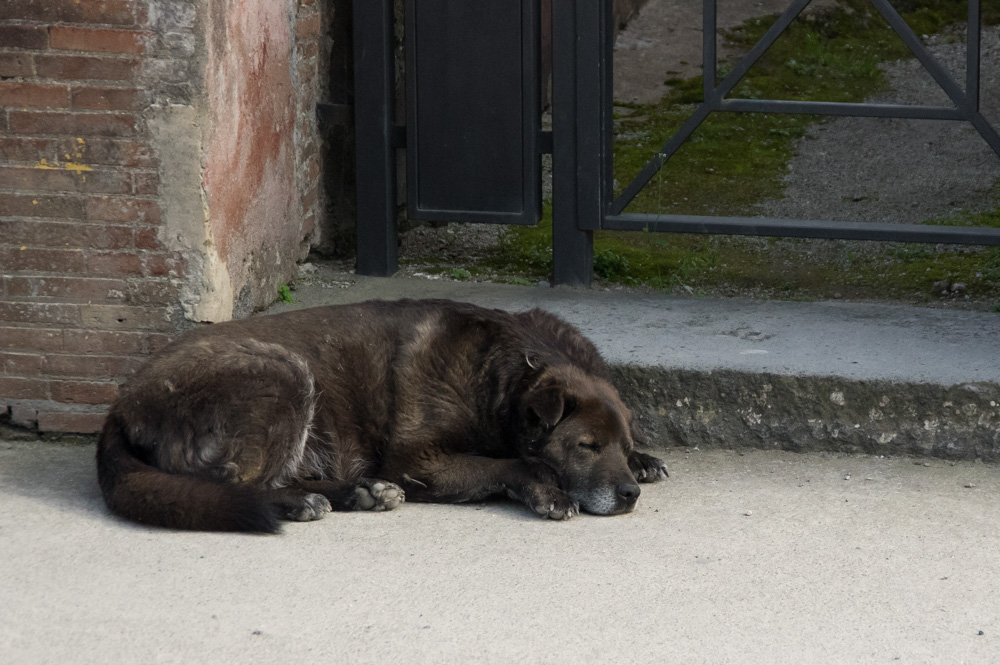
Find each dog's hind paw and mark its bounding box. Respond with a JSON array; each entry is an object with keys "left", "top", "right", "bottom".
[
  {"left": 521, "top": 485, "right": 579, "bottom": 521},
  {"left": 287, "top": 493, "right": 332, "bottom": 521},
  {"left": 629, "top": 451, "right": 669, "bottom": 482},
  {"left": 352, "top": 479, "right": 405, "bottom": 512}
]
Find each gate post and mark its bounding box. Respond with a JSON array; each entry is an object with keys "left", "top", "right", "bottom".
[
  {"left": 353, "top": 0, "right": 398, "bottom": 276},
  {"left": 551, "top": 0, "right": 613, "bottom": 286}
]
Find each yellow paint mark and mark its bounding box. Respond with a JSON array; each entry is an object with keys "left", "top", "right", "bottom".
[
  {"left": 33, "top": 159, "right": 92, "bottom": 174},
  {"left": 64, "top": 153, "right": 71, "bottom": 160},
  {"left": 76, "top": 138, "right": 85, "bottom": 145},
  {"left": 32, "top": 200, "right": 37, "bottom": 205},
  {"left": 20, "top": 246, "right": 27, "bottom": 251},
  {"left": 65, "top": 162, "right": 92, "bottom": 174}
]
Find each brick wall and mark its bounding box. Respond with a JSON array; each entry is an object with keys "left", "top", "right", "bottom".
[{"left": 1, "top": 0, "right": 325, "bottom": 434}]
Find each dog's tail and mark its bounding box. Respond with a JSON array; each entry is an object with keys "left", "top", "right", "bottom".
[{"left": 96, "top": 413, "right": 280, "bottom": 533}]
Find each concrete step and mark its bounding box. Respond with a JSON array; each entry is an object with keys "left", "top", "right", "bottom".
[{"left": 270, "top": 265, "right": 1000, "bottom": 461}]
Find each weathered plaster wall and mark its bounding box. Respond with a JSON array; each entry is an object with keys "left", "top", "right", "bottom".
[{"left": 203, "top": 0, "right": 302, "bottom": 319}]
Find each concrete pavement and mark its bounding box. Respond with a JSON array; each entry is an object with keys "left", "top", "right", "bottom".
[{"left": 2, "top": 440, "right": 997, "bottom": 664}]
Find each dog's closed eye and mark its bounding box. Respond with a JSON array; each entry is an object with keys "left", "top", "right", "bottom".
[{"left": 578, "top": 441, "right": 601, "bottom": 453}]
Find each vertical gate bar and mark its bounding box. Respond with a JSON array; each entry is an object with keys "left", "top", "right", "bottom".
[
  {"left": 703, "top": 0, "right": 717, "bottom": 102},
  {"left": 353, "top": 0, "right": 398, "bottom": 276},
  {"left": 968, "top": 0, "right": 981, "bottom": 112},
  {"left": 575, "top": 0, "right": 613, "bottom": 231},
  {"left": 551, "top": 0, "right": 596, "bottom": 286},
  {"left": 525, "top": 0, "right": 544, "bottom": 224}
]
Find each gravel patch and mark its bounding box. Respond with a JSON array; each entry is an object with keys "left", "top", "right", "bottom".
[{"left": 758, "top": 26, "right": 1000, "bottom": 225}]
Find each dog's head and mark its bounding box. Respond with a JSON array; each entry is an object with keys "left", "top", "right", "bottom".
[{"left": 519, "top": 363, "right": 644, "bottom": 515}]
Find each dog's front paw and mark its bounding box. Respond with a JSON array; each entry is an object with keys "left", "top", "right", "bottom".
[
  {"left": 352, "top": 479, "right": 405, "bottom": 512},
  {"left": 629, "top": 451, "right": 669, "bottom": 482},
  {"left": 518, "top": 484, "right": 579, "bottom": 521}
]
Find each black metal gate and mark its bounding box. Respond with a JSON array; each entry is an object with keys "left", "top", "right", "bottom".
[{"left": 350, "top": 0, "right": 1000, "bottom": 286}]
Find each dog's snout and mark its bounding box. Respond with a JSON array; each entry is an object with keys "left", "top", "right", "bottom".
[{"left": 616, "top": 482, "right": 641, "bottom": 502}]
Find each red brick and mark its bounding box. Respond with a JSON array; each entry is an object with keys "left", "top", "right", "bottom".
[
  {"left": 0, "top": 137, "right": 156, "bottom": 168},
  {"left": 296, "top": 60, "right": 317, "bottom": 88},
  {"left": 0, "top": 352, "right": 44, "bottom": 375},
  {"left": 0, "top": 220, "right": 133, "bottom": 250},
  {"left": 5, "top": 276, "right": 127, "bottom": 301},
  {"left": 0, "top": 26, "right": 48, "bottom": 50},
  {"left": 142, "top": 252, "right": 184, "bottom": 278},
  {"left": 50, "top": 27, "right": 151, "bottom": 55},
  {"left": 0, "top": 327, "right": 64, "bottom": 352},
  {"left": 0, "top": 53, "right": 34, "bottom": 78},
  {"left": 297, "top": 41, "right": 319, "bottom": 61},
  {"left": 301, "top": 210, "right": 315, "bottom": 237},
  {"left": 34, "top": 55, "right": 138, "bottom": 82},
  {"left": 80, "top": 304, "right": 174, "bottom": 331},
  {"left": 132, "top": 171, "right": 157, "bottom": 195},
  {"left": 133, "top": 226, "right": 161, "bottom": 250},
  {"left": 126, "top": 279, "right": 178, "bottom": 307},
  {"left": 71, "top": 86, "right": 146, "bottom": 111},
  {"left": 9, "top": 111, "right": 141, "bottom": 138},
  {"left": 36, "top": 409, "right": 106, "bottom": 433},
  {"left": 0, "top": 302, "right": 80, "bottom": 326},
  {"left": 0, "top": 166, "right": 131, "bottom": 195},
  {"left": 306, "top": 155, "right": 321, "bottom": 181},
  {"left": 1, "top": 246, "right": 87, "bottom": 273},
  {"left": 45, "top": 353, "right": 142, "bottom": 379},
  {"left": 0, "top": 193, "right": 85, "bottom": 220},
  {"left": 301, "top": 184, "right": 318, "bottom": 212},
  {"left": 0, "top": 0, "right": 143, "bottom": 26},
  {"left": 85, "top": 196, "right": 160, "bottom": 223},
  {"left": 50, "top": 379, "right": 119, "bottom": 404},
  {"left": 87, "top": 251, "right": 143, "bottom": 276},
  {"left": 296, "top": 11, "right": 322, "bottom": 39},
  {"left": 62, "top": 328, "right": 169, "bottom": 355},
  {"left": 83, "top": 139, "right": 155, "bottom": 168},
  {"left": 0, "top": 376, "right": 49, "bottom": 400},
  {"left": 0, "top": 83, "right": 69, "bottom": 110}
]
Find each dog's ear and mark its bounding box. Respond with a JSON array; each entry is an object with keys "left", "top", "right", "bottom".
[{"left": 523, "top": 384, "right": 574, "bottom": 431}]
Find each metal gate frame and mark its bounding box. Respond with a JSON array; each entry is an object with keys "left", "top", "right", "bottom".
[
  {"left": 349, "top": 0, "right": 1000, "bottom": 286},
  {"left": 565, "top": 0, "right": 1000, "bottom": 285}
]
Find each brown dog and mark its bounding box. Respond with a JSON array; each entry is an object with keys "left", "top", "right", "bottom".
[{"left": 96, "top": 299, "right": 668, "bottom": 532}]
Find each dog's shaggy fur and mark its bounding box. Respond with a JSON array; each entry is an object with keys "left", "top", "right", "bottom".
[{"left": 96, "top": 299, "right": 668, "bottom": 532}]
